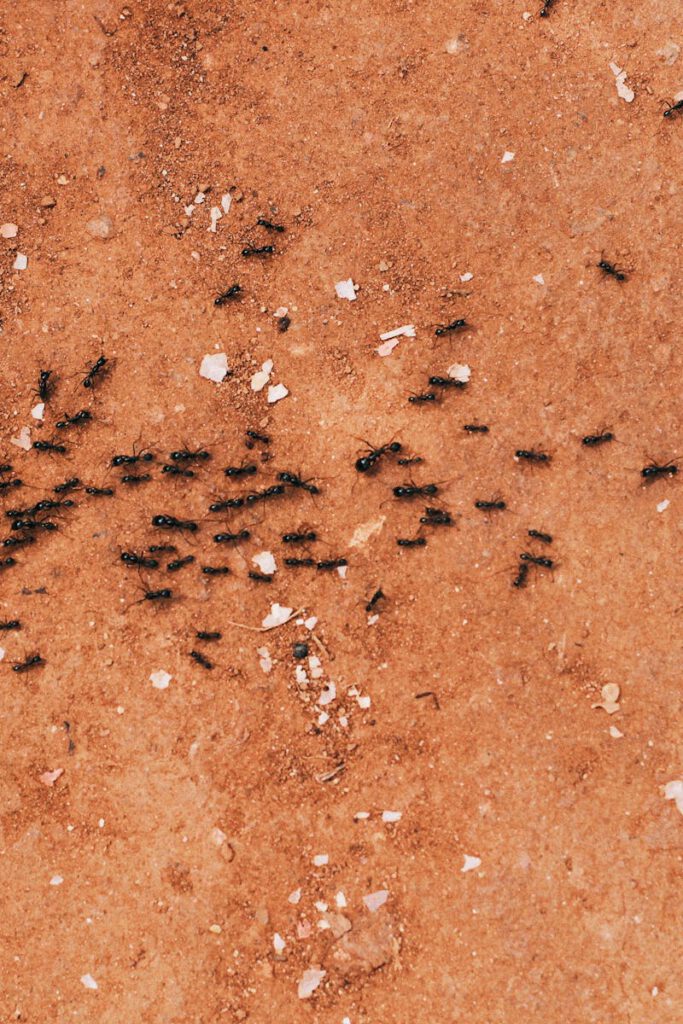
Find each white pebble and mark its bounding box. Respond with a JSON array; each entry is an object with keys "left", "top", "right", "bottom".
[
  {"left": 80, "top": 974, "right": 98, "bottom": 991},
  {"left": 50, "top": 875, "right": 64, "bottom": 886},
  {"left": 335, "top": 891, "right": 347, "bottom": 908},
  {"left": 335, "top": 278, "right": 356, "bottom": 301},
  {"left": 199, "top": 352, "right": 229, "bottom": 382},
  {"left": 664, "top": 780, "right": 683, "bottom": 815},
  {"left": 376, "top": 338, "right": 400, "bottom": 357},
  {"left": 221, "top": 193, "right": 232, "bottom": 214},
  {"left": 305, "top": 616, "right": 318, "bottom": 630},
  {"left": 252, "top": 550, "right": 276, "bottom": 575},
  {"left": 382, "top": 810, "right": 402, "bottom": 823},
  {"left": 533, "top": 274, "right": 545, "bottom": 285},
  {"left": 0, "top": 647, "right": 5, "bottom": 662},
  {"left": 610, "top": 62, "right": 635, "bottom": 102},
  {"left": 262, "top": 603, "right": 293, "bottom": 629},
  {"left": 257, "top": 646, "right": 272, "bottom": 673},
  {"left": 1, "top": 222, "right": 18, "bottom": 238},
  {"left": 10, "top": 426, "right": 31, "bottom": 450},
  {"left": 288, "top": 888, "right": 302, "bottom": 904},
  {"left": 448, "top": 362, "right": 471, "bottom": 383},
  {"left": 208, "top": 206, "right": 222, "bottom": 232},
  {"left": 297, "top": 967, "right": 326, "bottom": 999},
  {"left": 318, "top": 682, "right": 336, "bottom": 706},
  {"left": 251, "top": 359, "right": 273, "bottom": 392},
  {"left": 657, "top": 499, "right": 670, "bottom": 513},
  {"left": 460, "top": 272, "right": 473, "bottom": 282},
  {"left": 31, "top": 402, "right": 45, "bottom": 421},
  {"left": 273, "top": 932, "right": 286, "bottom": 953},
  {"left": 379, "top": 324, "right": 416, "bottom": 341},
  {"left": 150, "top": 669, "right": 172, "bottom": 690},
  {"left": 312, "top": 853, "right": 329, "bottom": 866},
  {"left": 501, "top": 151, "right": 515, "bottom": 164},
  {"left": 461, "top": 854, "right": 481, "bottom": 873},
  {"left": 363, "top": 889, "right": 389, "bottom": 913},
  {"left": 13, "top": 253, "right": 28, "bottom": 270},
  {"left": 267, "top": 382, "right": 289, "bottom": 404},
  {"left": 609, "top": 725, "right": 624, "bottom": 739}
]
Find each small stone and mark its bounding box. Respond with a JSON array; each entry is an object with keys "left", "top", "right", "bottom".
[
  {"left": 80, "top": 974, "right": 98, "bottom": 990},
  {"left": 209, "top": 923, "right": 222, "bottom": 934},
  {"left": 40, "top": 195, "right": 57, "bottom": 208},
  {"left": 86, "top": 215, "right": 114, "bottom": 239},
  {"left": 293, "top": 642, "right": 309, "bottom": 660},
  {"left": 13, "top": 254, "right": 28, "bottom": 270},
  {"left": 0, "top": 223, "right": 18, "bottom": 238},
  {"left": 297, "top": 968, "right": 325, "bottom": 999}
]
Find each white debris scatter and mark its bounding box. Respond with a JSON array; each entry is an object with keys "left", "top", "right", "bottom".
[
  {"left": 11, "top": 426, "right": 31, "bottom": 450},
  {"left": 363, "top": 889, "right": 389, "bottom": 913},
  {"left": 609, "top": 725, "right": 624, "bottom": 739},
  {"left": 1, "top": 222, "right": 18, "bottom": 238},
  {"left": 382, "top": 810, "right": 402, "bottom": 823},
  {"left": 335, "top": 890, "right": 347, "bottom": 908},
  {"left": 251, "top": 359, "right": 273, "bottom": 392},
  {"left": 295, "top": 664, "right": 308, "bottom": 684},
  {"left": 267, "top": 382, "right": 289, "bottom": 404},
  {"left": 150, "top": 669, "right": 172, "bottom": 690},
  {"left": 501, "top": 151, "right": 515, "bottom": 164},
  {"left": 13, "top": 253, "right": 28, "bottom": 270},
  {"left": 31, "top": 402, "right": 45, "bottom": 421},
  {"left": 199, "top": 352, "right": 230, "bottom": 383},
  {"left": 273, "top": 932, "right": 286, "bottom": 953},
  {"left": 448, "top": 362, "right": 471, "bottom": 383},
  {"left": 50, "top": 875, "right": 64, "bottom": 886},
  {"left": 208, "top": 206, "right": 222, "bottom": 232},
  {"left": 376, "top": 337, "right": 400, "bottom": 357},
  {"left": 40, "top": 768, "right": 64, "bottom": 787},
  {"left": 357, "top": 694, "right": 371, "bottom": 710},
  {"left": 664, "top": 780, "right": 683, "bottom": 815},
  {"left": 288, "top": 887, "right": 302, "bottom": 904},
  {"left": 380, "top": 324, "right": 416, "bottom": 342},
  {"left": 80, "top": 974, "right": 98, "bottom": 991},
  {"left": 253, "top": 550, "right": 277, "bottom": 575},
  {"left": 657, "top": 499, "right": 670, "bottom": 513},
  {"left": 591, "top": 682, "right": 620, "bottom": 715},
  {"left": 313, "top": 853, "right": 329, "bottom": 867},
  {"left": 460, "top": 271, "right": 473, "bottom": 282},
  {"left": 194, "top": 191, "right": 206, "bottom": 204},
  {"left": 221, "top": 193, "right": 232, "bottom": 214},
  {"left": 349, "top": 515, "right": 385, "bottom": 549},
  {"left": 318, "top": 682, "right": 337, "bottom": 706},
  {"left": 262, "top": 603, "right": 293, "bottom": 629},
  {"left": 335, "top": 278, "right": 356, "bottom": 301},
  {"left": 461, "top": 854, "right": 482, "bottom": 873},
  {"left": 609, "top": 62, "right": 635, "bottom": 102},
  {"left": 257, "top": 646, "right": 272, "bottom": 673},
  {"left": 297, "top": 967, "right": 326, "bottom": 999},
  {"left": 533, "top": 274, "right": 545, "bottom": 285}
]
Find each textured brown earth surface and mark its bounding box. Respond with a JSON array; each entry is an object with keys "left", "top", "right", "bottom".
[{"left": 1, "top": 2, "right": 682, "bottom": 1022}]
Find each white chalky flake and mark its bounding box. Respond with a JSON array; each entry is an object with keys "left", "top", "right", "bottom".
[
  {"left": 267, "top": 383, "right": 289, "bottom": 404},
  {"left": 305, "top": 616, "right": 318, "bottom": 630},
  {"left": 80, "top": 974, "right": 98, "bottom": 991},
  {"left": 0, "top": 647, "right": 5, "bottom": 662},
  {"left": 318, "top": 711, "right": 329, "bottom": 725},
  {"left": 11, "top": 426, "right": 31, "bottom": 450},
  {"left": 31, "top": 402, "right": 45, "bottom": 420},
  {"left": 150, "top": 669, "right": 172, "bottom": 690},
  {"left": 257, "top": 647, "right": 272, "bottom": 673},
  {"left": 40, "top": 769, "right": 64, "bottom": 787},
  {"left": 273, "top": 932, "right": 286, "bottom": 953},
  {"left": 610, "top": 62, "right": 635, "bottom": 102},
  {"left": 210, "top": 827, "right": 228, "bottom": 847},
  {"left": 657, "top": 499, "right": 670, "bottom": 513},
  {"left": 501, "top": 151, "right": 515, "bottom": 163},
  {"left": 313, "top": 853, "right": 329, "bottom": 866},
  {"left": 0, "top": 222, "right": 18, "bottom": 238},
  {"left": 460, "top": 272, "right": 473, "bottom": 282},
  {"left": 221, "top": 193, "right": 232, "bottom": 214},
  {"left": 262, "top": 603, "right": 293, "bottom": 629},
  {"left": 199, "top": 352, "right": 229, "bottom": 382},
  {"left": 461, "top": 854, "right": 482, "bottom": 873},
  {"left": 253, "top": 550, "right": 276, "bottom": 575},
  {"left": 664, "top": 780, "right": 683, "bottom": 815},
  {"left": 298, "top": 968, "right": 326, "bottom": 999},
  {"left": 448, "top": 362, "right": 471, "bottom": 383},
  {"left": 335, "top": 278, "right": 356, "bottom": 301},
  {"left": 288, "top": 888, "right": 302, "bottom": 904},
  {"left": 337, "top": 564, "right": 348, "bottom": 579},
  {"left": 251, "top": 359, "right": 273, "bottom": 392},
  {"left": 208, "top": 206, "right": 222, "bottom": 232},
  {"left": 533, "top": 274, "right": 545, "bottom": 285},
  {"left": 382, "top": 810, "right": 402, "bottom": 823},
  {"left": 354, "top": 811, "right": 370, "bottom": 820},
  {"left": 379, "top": 324, "right": 416, "bottom": 341},
  {"left": 357, "top": 695, "right": 371, "bottom": 709},
  {"left": 295, "top": 664, "right": 308, "bottom": 684},
  {"left": 609, "top": 725, "right": 624, "bottom": 739},
  {"left": 50, "top": 875, "right": 64, "bottom": 886},
  {"left": 363, "top": 889, "right": 389, "bottom": 912},
  {"left": 13, "top": 253, "right": 28, "bottom": 270},
  {"left": 376, "top": 338, "right": 400, "bottom": 357},
  {"left": 318, "top": 682, "right": 336, "bottom": 706}
]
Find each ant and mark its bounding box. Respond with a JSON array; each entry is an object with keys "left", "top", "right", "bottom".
[
  {"left": 0, "top": 556, "right": 17, "bottom": 571},
  {"left": 0, "top": 464, "right": 13, "bottom": 474},
  {"left": 169, "top": 446, "right": 211, "bottom": 463},
  {"left": 162, "top": 465, "right": 195, "bottom": 478},
  {"left": 29, "top": 499, "right": 75, "bottom": 515},
  {"left": 214, "top": 529, "right": 251, "bottom": 544},
  {"left": 520, "top": 552, "right": 554, "bottom": 569},
  {"left": 355, "top": 440, "right": 402, "bottom": 474},
  {"left": 36, "top": 370, "right": 54, "bottom": 402},
  {"left": 242, "top": 245, "right": 274, "bottom": 257},
  {"left": 663, "top": 98, "right": 683, "bottom": 119},
  {"left": 82, "top": 355, "right": 108, "bottom": 388},
  {"left": 152, "top": 515, "right": 198, "bottom": 533},
  {"left": 464, "top": 424, "right": 489, "bottom": 434},
  {"left": 420, "top": 507, "right": 453, "bottom": 526},
  {"left": 475, "top": 498, "right": 506, "bottom": 511},
  {"left": 365, "top": 588, "right": 385, "bottom": 612},
  {"left": 245, "top": 429, "right": 271, "bottom": 446},
  {"left": 121, "top": 473, "right": 152, "bottom": 485},
  {"left": 111, "top": 447, "right": 154, "bottom": 467},
  {"left": 56, "top": 410, "right": 91, "bottom": 429},
  {"left": 512, "top": 563, "right": 529, "bottom": 589},
  {"left": 214, "top": 284, "right": 241, "bottom": 305},
  {"left": 245, "top": 484, "right": 286, "bottom": 505},
  {"left": 284, "top": 557, "right": 315, "bottom": 567},
  {"left": 0, "top": 619, "right": 21, "bottom": 630},
  {"left": 167, "top": 555, "right": 195, "bottom": 572},
  {"left": 149, "top": 544, "right": 177, "bottom": 553},
  {"left": 120, "top": 551, "right": 159, "bottom": 569},
  {"left": 3, "top": 535, "right": 35, "bottom": 549},
  {"left": 33, "top": 439, "right": 67, "bottom": 454},
  {"left": 130, "top": 587, "right": 173, "bottom": 607},
  {"left": 515, "top": 449, "right": 551, "bottom": 464},
  {"left": 278, "top": 471, "right": 320, "bottom": 494},
  {"left": 528, "top": 529, "right": 552, "bottom": 544},
  {"left": 202, "top": 565, "right": 231, "bottom": 576},
  {"left": 317, "top": 558, "right": 348, "bottom": 571},
  {"left": 641, "top": 460, "right": 678, "bottom": 481},
  {"left": 428, "top": 376, "right": 466, "bottom": 390},
  {"left": 85, "top": 485, "right": 114, "bottom": 496},
  {"left": 54, "top": 477, "right": 81, "bottom": 494},
  {"left": 12, "top": 653, "right": 44, "bottom": 672},
  {"left": 397, "top": 537, "right": 427, "bottom": 548},
  {"left": 224, "top": 463, "right": 257, "bottom": 478},
  {"left": 256, "top": 217, "right": 285, "bottom": 232},
  {"left": 393, "top": 483, "right": 439, "bottom": 498},
  {"left": 190, "top": 650, "right": 213, "bottom": 670},
  {"left": 582, "top": 431, "right": 614, "bottom": 446},
  {"left": 408, "top": 391, "right": 437, "bottom": 404},
  {"left": 282, "top": 530, "right": 317, "bottom": 543},
  {"left": 196, "top": 630, "right": 221, "bottom": 641},
  {"left": 397, "top": 455, "right": 423, "bottom": 466},
  {"left": 0, "top": 478, "right": 22, "bottom": 494},
  {"left": 248, "top": 570, "right": 273, "bottom": 583},
  {"left": 539, "top": 0, "right": 555, "bottom": 15},
  {"left": 11, "top": 519, "right": 58, "bottom": 532},
  {"left": 210, "top": 496, "right": 245, "bottom": 512},
  {"left": 597, "top": 258, "right": 627, "bottom": 282},
  {"left": 435, "top": 319, "right": 469, "bottom": 336}
]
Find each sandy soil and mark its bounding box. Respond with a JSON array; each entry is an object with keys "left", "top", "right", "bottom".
[{"left": 1, "top": 1, "right": 682, "bottom": 1022}]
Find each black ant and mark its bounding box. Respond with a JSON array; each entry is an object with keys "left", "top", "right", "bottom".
[
  {"left": 149, "top": 544, "right": 177, "bottom": 553},
  {"left": 397, "top": 537, "right": 427, "bottom": 548},
  {"left": 435, "top": 319, "right": 469, "bottom": 336},
  {"left": 282, "top": 530, "right": 317, "bottom": 544},
  {"left": 0, "top": 556, "right": 17, "bottom": 571},
  {"left": 85, "top": 485, "right": 114, "bottom": 496},
  {"left": 224, "top": 463, "right": 257, "bottom": 478},
  {"left": 242, "top": 245, "right": 274, "bottom": 257},
  {"left": 0, "top": 478, "right": 22, "bottom": 494},
  {"left": 11, "top": 519, "right": 58, "bottom": 532},
  {"left": 56, "top": 410, "right": 91, "bottom": 429},
  {"left": 512, "top": 563, "right": 529, "bottom": 589},
  {"left": 0, "top": 464, "right": 13, "bottom": 474},
  {"left": 539, "top": 0, "right": 555, "bottom": 15},
  {"left": 169, "top": 446, "right": 211, "bottom": 463},
  {"left": 408, "top": 391, "right": 437, "bottom": 404},
  {"left": 641, "top": 460, "right": 678, "bottom": 482},
  {"left": 33, "top": 439, "right": 67, "bottom": 454},
  {"left": 245, "top": 429, "right": 271, "bottom": 446},
  {"left": 214, "top": 529, "right": 250, "bottom": 544},
  {"left": 277, "top": 315, "right": 291, "bottom": 333},
  {"left": 3, "top": 535, "right": 35, "bottom": 549},
  {"left": 582, "top": 431, "right": 614, "bottom": 446},
  {"left": 130, "top": 587, "right": 173, "bottom": 607},
  {"left": 515, "top": 449, "right": 551, "bottom": 464},
  {"left": 214, "top": 284, "right": 241, "bottom": 305},
  {"left": 111, "top": 448, "right": 154, "bottom": 467},
  {"left": 428, "top": 376, "right": 466, "bottom": 390},
  {"left": 12, "top": 653, "right": 44, "bottom": 672},
  {"left": 355, "top": 440, "right": 402, "bottom": 474},
  {"left": 82, "top": 355, "right": 108, "bottom": 388},
  {"left": 663, "top": 98, "right": 683, "bottom": 119},
  {"left": 393, "top": 483, "right": 439, "bottom": 499},
  {"left": 245, "top": 484, "right": 286, "bottom": 505},
  {"left": 210, "top": 496, "right": 245, "bottom": 512},
  {"left": 196, "top": 630, "right": 221, "bottom": 641},
  {"left": 475, "top": 498, "right": 506, "bottom": 511},
  {"left": 121, "top": 473, "right": 152, "bottom": 485},
  {"left": 597, "top": 258, "right": 627, "bottom": 282},
  {"left": 29, "top": 499, "right": 75, "bottom": 515},
  {"left": 420, "top": 507, "right": 453, "bottom": 526},
  {"left": 365, "top": 588, "right": 385, "bottom": 612},
  {"left": 202, "top": 565, "right": 231, "bottom": 576},
  {"left": 152, "top": 514, "right": 198, "bottom": 533},
  {"left": 520, "top": 552, "right": 554, "bottom": 569},
  {"left": 36, "top": 370, "right": 54, "bottom": 402},
  {"left": 54, "top": 477, "right": 81, "bottom": 494},
  {"left": 162, "top": 465, "right": 195, "bottom": 478},
  {"left": 256, "top": 217, "right": 285, "bottom": 232},
  {"left": 528, "top": 529, "right": 552, "bottom": 544},
  {"left": 317, "top": 558, "right": 348, "bottom": 570},
  {"left": 249, "top": 570, "right": 273, "bottom": 583},
  {"left": 464, "top": 424, "right": 489, "bottom": 434},
  {"left": 190, "top": 650, "right": 213, "bottom": 670},
  {"left": 0, "top": 619, "right": 20, "bottom": 630},
  {"left": 278, "top": 471, "right": 320, "bottom": 494},
  {"left": 120, "top": 551, "right": 159, "bottom": 569},
  {"left": 284, "top": 557, "right": 316, "bottom": 567},
  {"left": 167, "top": 555, "right": 195, "bottom": 572},
  {"left": 397, "top": 456, "right": 423, "bottom": 466}
]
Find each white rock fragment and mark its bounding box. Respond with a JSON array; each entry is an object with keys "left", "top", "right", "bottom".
[
  {"left": 657, "top": 499, "right": 670, "bottom": 513},
  {"left": 445, "top": 35, "right": 468, "bottom": 54},
  {"left": 251, "top": 359, "right": 273, "bottom": 392},
  {"left": 80, "top": 974, "right": 98, "bottom": 991},
  {"left": 313, "top": 853, "right": 329, "bottom": 866},
  {"left": 298, "top": 968, "right": 326, "bottom": 999},
  {"left": 501, "top": 151, "right": 515, "bottom": 164},
  {"left": 305, "top": 616, "right": 318, "bottom": 630},
  {"left": 11, "top": 426, "right": 31, "bottom": 450},
  {"left": 221, "top": 193, "right": 232, "bottom": 214},
  {"left": 533, "top": 274, "right": 545, "bottom": 285},
  {"left": 210, "top": 827, "right": 228, "bottom": 847},
  {"left": 363, "top": 889, "right": 389, "bottom": 913},
  {"left": 337, "top": 564, "right": 348, "bottom": 579},
  {"left": 610, "top": 62, "right": 635, "bottom": 102},
  {"left": 461, "top": 854, "right": 482, "bottom": 873},
  {"left": 199, "top": 352, "right": 230, "bottom": 383},
  {"left": 273, "top": 932, "right": 286, "bottom": 954},
  {"left": 664, "top": 780, "right": 683, "bottom": 815},
  {"left": 376, "top": 338, "right": 401, "bottom": 357},
  {"left": 40, "top": 768, "right": 64, "bottom": 787},
  {"left": 591, "top": 682, "right": 620, "bottom": 715},
  {"left": 150, "top": 669, "right": 172, "bottom": 690},
  {"left": 379, "top": 324, "right": 416, "bottom": 341},
  {"left": 308, "top": 655, "right": 323, "bottom": 679},
  {"left": 367, "top": 614, "right": 379, "bottom": 625},
  {"left": 267, "top": 383, "right": 289, "bottom": 404},
  {"left": 349, "top": 516, "right": 385, "bottom": 549},
  {"left": 609, "top": 725, "right": 624, "bottom": 739},
  {"left": 86, "top": 215, "right": 114, "bottom": 239},
  {"left": 382, "top": 810, "right": 402, "bottom": 823},
  {"left": 50, "top": 875, "right": 64, "bottom": 886},
  {"left": 288, "top": 888, "right": 302, "bottom": 904},
  {"left": 262, "top": 603, "right": 293, "bottom": 629},
  {"left": 335, "top": 278, "right": 356, "bottom": 301},
  {"left": 194, "top": 192, "right": 206, "bottom": 204},
  {"left": 318, "top": 682, "right": 336, "bottom": 706},
  {"left": 13, "top": 253, "right": 28, "bottom": 270},
  {"left": 208, "top": 207, "right": 222, "bottom": 232},
  {"left": 460, "top": 271, "right": 473, "bottom": 282},
  {"left": 318, "top": 711, "right": 329, "bottom": 725},
  {"left": 448, "top": 362, "right": 471, "bottom": 383},
  {"left": 335, "top": 890, "right": 347, "bottom": 908},
  {"left": 257, "top": 646, "right": 272, "bottom": 673},
  {"left": 357, "top": 695, "right": 371, "bottom": 709},
  {"left": 253, "top": 550, "right": 277, "bottom": 575},
  {"left": 295, "top": 664, "right": 308, "bottom": 684},
  {"left": 354, "top": 811, "right": 370, "bottom": 820},
  {"left": 0, "top": 647, "right": 5, "bottom": 662},
  {"left": 1, "top": 222, "right": 18, "bottom": 238},
  {"left": 31, "top": 402, "right": 45, "bottom": 421}
]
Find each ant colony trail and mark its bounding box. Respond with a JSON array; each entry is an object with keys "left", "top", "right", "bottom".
[{"left": 1, "top": 3, "right": 682, "bottom": 1023}]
